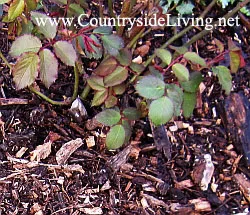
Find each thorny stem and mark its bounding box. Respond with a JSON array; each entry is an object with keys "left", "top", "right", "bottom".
[
  {"left": 143, "top": 0, "right": 218, "bottom": 67},
  {"left": 183, "top": 0, "right": 250, "bottom": 48}
]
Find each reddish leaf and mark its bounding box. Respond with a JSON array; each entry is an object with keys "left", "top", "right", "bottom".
[
  {"left": 94, "top": 57, "right": 117, "bottom": 76},
  {"left": 214, "top": 38, "right": 224, "bottom": 52}
]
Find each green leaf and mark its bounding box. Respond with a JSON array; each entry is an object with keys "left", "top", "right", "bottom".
[
  {"left": 136, "top": 75, "right": 165, "bottom": 99},
  {"left": 155, "top": 48, "right": 172, "bottom": 65},
  {"left": 31, "top": 11, "right": 57, "bottom": 39},
  {"left": 87, "top": 75, "right": 105, "bottom": 91},
  {"left": 116, "top": 48, "right": 132, "bottom": 66},
  {"left": 229, "top": 51, "right": 240, "bottom": 73},
  {"left": 183, "top": 52, "right": 206, "bottom": 67},
  {"left": 96, "top": 109, "right": 121, "bottom": 126},
  {"left": 68, "top": 3, "right": 84, "bottom": 16},
  {"left": 93, "top": 26, "right": 112, "bottom": 35},
  {"left": 180, "top": 72, "right": 203, "bottom": 93},
  {"left": 9, "top": 35, "right": 42, "bottom": 57},
  {"left": 53, "top": 41, "right": 77, "bottom": 66},
  {"left": 104, "top": 66, "right": 128, "bottom": 87},
  {"left": 122, "top": 119, "right": 131, "bottom": 144},
  {"left": 166, "top": 84, "right": 183, "bottom": 116},
  {"left": 123, "top": 107, "right": 141, "bottom": 120},
  {"left": 212, "top": 66, "right": 232, "bottom": 95},
  {"left": 106, "top": 125, "right": 125, "bottom": 150},
  {"left": 172, "top": 63, "right": 189, "bottom": 82},
  {"left": 49, "top": 0, "right": 67, "bottom": 5},
  {"left": 149, "top": 66, "right": 164, "bottom": 80},
  {"left": 21, "top": 20, "right": 34, "bottom": 35},
  {"left": 176, "top": 2, "right": 194, "bottom": 15},
  {"left": 94, "top": 57, "right": 117, "bottom": 76},
  {"left": 101, "top": 34, "right": 124, "bottom": 56},
  {"left": 8, "top": 0, "right": 24, "bottom": 21},
  {"left": 39, "top": 49, "right": 58, "bottom": 88},
  {"left": 149, "top": 96, "right": 174, "bottom": 126},
  {"left": 92, "top": 90, "right": 108, "bottom": 106},
  {"left": 12, "top": 52, "right": 39, "bottom": 90},
  {"left": 113, "top": 83, "right": 126, "bottom": 95},
  {"left": 169, "top": 45, "right": 188, "bottom": 55},
  {"left": 129, "top": 62, "right": 145, "bottom": 74},
  {"left": 105, "top": 95, "right": 118, "bottom": 108},
  {"left": 25, "top": 0, "right": 37, "bottom": 11},
  {"left": 182, "top": 92, "right": 196, "bottom": 118},
  {"left": 0, "top": 0, "right": 11, "bottom": 4}
]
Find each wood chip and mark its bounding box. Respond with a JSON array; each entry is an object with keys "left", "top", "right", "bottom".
[
  {"left": 0, "top": 98, "right": 29, "bottom": 106},
  {"left": 16, "top": 147, "right": 28, "bottom": 158},
  {"left": 233, "top": 173, "right": 250, "bottom": 202},
  {"left": 86, "top": 136, "right": 95, "bottom": 148},
  {"left": 175, "top": 179, "right": 194, "bottom": 189},
  {"left": 141, "top": 193, "right": 169, "bottom": 209},
  {"left": 30, "top": 141, "right": 52, "bottom": 162},
  {"left": 56, "top": 138, "right": 83, "bottom": 165},
  {"left": 79, "top": 207, "right": 103, "bottom": 214}
]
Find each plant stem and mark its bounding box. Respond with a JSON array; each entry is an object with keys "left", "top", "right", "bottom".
[
  {"left": 143, "top": 0, "right": 218, "bottom": 67},
  {"left": 29, "top": 86, "right": 70, "bottom": 105},
  {"left": 0, "top": 50, "right": 12, "bottom": 70},
  {"left": 184, "top": 0, "right": 250, "bottom": 48},
  {"left": 108, "top": 0, "right": 115, "bottom": 18},
  {"left": 71, "top": 65, "right": 79, "bottom": 102},
  {"left": 80, "top": 83, "right": 91, "bottom": 100},
  {"left": 126, "top": 28, "right": 145, "bottom": 49}
]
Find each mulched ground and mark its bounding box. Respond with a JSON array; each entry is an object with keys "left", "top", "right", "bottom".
[{"left": 1, "top": 2, "right": 250, "bottom": 215}]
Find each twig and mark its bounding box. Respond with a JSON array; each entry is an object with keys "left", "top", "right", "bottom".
[{"left": 0, "top": 98, "right": 29, "bottom": 106}]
